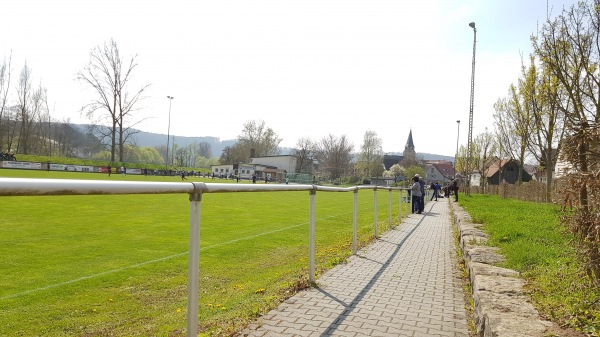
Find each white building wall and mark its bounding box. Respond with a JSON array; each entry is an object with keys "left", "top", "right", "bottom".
[
  {"left": 211, "top": 164, "right": 234, "bottom": 177},
  {"left": 250, "top": 156, "right": 297, "bottom": 173}
]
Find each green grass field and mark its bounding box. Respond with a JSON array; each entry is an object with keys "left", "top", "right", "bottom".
[
  {"left": 459, "top": 194, "right": 600, "bottom": 336},
  {"left": 0, "top": 169, "right": 408, "bottom": 336}
]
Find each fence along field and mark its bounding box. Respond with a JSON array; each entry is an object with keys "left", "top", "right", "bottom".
[{"left": 0, "top": 170, "right": 404, "bottom": 336}]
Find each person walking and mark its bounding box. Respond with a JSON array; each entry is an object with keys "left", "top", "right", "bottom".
[
  {"left": 410, "top": 176, "right": 422, "bottom": 214},
  {"left": 430, "top": 182, "right": 439, "bottom": 201}
]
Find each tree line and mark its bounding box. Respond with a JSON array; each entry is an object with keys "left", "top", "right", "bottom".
[{"left": 455, "top": 1, "right": 599, "bottom": 283}]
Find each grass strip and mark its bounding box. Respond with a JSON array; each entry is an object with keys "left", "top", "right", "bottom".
[{"left": 459, "top": 194, "right": 600, "bottom": 336}]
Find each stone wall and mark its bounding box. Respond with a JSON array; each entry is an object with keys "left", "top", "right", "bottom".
[{"left": 451, "top": 202, "right": 557, "bottom": 337}]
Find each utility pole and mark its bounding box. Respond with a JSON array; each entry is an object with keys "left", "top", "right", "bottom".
[{"left": 166, "top": 96, "right": 174, "bottom": 174}]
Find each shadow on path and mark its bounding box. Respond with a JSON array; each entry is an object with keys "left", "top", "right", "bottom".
[{"left": 317, "top": 214, "right": 427, "bottom": 336}]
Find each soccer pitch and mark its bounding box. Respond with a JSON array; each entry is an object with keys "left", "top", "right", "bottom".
[{"left": 0, "top": 169, "right": 403, "bottom": 336}]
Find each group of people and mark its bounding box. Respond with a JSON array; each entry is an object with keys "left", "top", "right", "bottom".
[{"left": 410, "top": 175, "right": 459, "bottom": 214}]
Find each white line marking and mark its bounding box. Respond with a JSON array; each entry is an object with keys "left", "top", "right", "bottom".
[{"left": 2, "top": 209, "right": 373, "bottom": 300}]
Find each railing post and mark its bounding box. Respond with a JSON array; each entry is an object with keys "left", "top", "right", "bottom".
[
  {"left": 398, "top": 188, "right": 402, "bottom": 222},
  {"left": 309, "top": 189, "right": 316, "bottom": 283},
  {"left": 187, "top": 192, "right": 201, "bottom": 337},
  {"left": 388, "top": 188, "right": 392, "bottom": 229},
  {"left": 409, "top": 188, "right": 412, "bottom": 215},
  {"left": 352, "top": 189, "right": 358, "bottom": 255},
  {"left": 373, "top": 187, "right": 378, "bottom": 238}
]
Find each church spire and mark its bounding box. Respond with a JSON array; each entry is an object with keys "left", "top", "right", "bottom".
[
  {"left": 403, "top": 129, "right": 416, "bottom": 161},
  {"left": 405, "top": 129, "right": 415, "bottom": 150}
]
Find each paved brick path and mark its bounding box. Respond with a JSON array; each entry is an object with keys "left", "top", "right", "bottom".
[{"left": 237, "top": 200, "right": 470, "bottom": 337}]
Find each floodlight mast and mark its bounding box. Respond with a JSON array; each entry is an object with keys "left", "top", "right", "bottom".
[{"left": 466, "top": 22, "right": 476, "bottom": 196}]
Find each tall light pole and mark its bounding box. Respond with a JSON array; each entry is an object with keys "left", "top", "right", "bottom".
[
  {"left": 467, "top": 21, "right": 476, "bottom": 196},
  {"left": 455, "top": 120, "right": 460, "bottom": 177},
  {"left": 166, "top": 96, "right": 174, "bottom": 174}
]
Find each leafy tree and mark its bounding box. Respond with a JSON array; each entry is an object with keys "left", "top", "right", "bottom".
[
  {"left": 195, "top": 155, "right": 219, "bottom": 168},
  {"left": 518, "top": 55, "right": 565, "bottom": 201},
  {"left": 534, "top": 0, "right": 600, "bottom": 282},
  {"left": 389, "top": 163, "right": 404, "bottom": 182},
  {"left": 403, "top": 166, "right": 425, "bottom": 186}
]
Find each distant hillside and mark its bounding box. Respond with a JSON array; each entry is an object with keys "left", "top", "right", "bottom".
[
  {"left": 385, "top": 152, "right": 455, "bottom": 163},
  {"left": 129, "top": 131, "right": 237, "bottom": 157},
  {"left": 74, "top": 124, "right": 237, "bottom": 158},
  {"left": 75, "top": 124, "right": 453, "bottom": 161}
]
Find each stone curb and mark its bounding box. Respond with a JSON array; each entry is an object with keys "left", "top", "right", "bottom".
[{"left": 450, "top": 202, "right": 556, "bottom": 337}]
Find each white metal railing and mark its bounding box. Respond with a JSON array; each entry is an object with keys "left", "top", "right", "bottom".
[{"left": 0, "top": 177, "right": 412, "bottom": 336}]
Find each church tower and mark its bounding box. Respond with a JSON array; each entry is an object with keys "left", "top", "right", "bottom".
[{"left": 403, "top": 129, "right": 416, "bottom": 161}]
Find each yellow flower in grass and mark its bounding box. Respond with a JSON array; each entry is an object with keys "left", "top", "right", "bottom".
[
  {"left": 177, "top": 308, "right": 182, "bottom": 313},
  {"left": 255, "top": 288, "right": 265, "bottom": 294}
]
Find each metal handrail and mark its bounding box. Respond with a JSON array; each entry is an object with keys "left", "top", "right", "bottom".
[{"left": 0, "top": 177, "right": 410, "bottom": 336}]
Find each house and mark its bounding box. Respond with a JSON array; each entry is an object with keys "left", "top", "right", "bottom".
[
  {"left": 424, "top": 160, "right": 455, "bottom": 185},
  {"left": 383, "top": 155, "right": 403, "bottom": 170},
  {"left": 211, "top": 155, "right": 314, "bottom": 182},
  {"left": 249, "top": 155, "right": 308, "bottom": 174},
  {"left": 470, "top": 170, "right": 482, "bottom": 187},
  {"left": 485, "top": 159, "right": 532, "bottom": 185},
  {"left": 211, "top": 164, "right": 236, "bottom": 178}
]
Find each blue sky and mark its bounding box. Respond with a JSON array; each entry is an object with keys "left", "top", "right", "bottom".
[{"left": 1, "top": 0, "right": 578, "bottom": 157}]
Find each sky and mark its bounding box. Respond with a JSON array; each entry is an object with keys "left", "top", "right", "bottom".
[{"left": 1, "top": 0, "right": 579, "bottom": 157}]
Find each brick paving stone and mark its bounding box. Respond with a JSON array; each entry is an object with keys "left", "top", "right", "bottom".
[{"left": 236, "top": 200, "right": 470, "bottom": 337}]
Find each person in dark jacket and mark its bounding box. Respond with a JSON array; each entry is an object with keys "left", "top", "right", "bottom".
[
  {"left": 410, "top": 176, "right": 423, "bottom": 214},
  {"left": 416, "top": 174, "right": 425, "bottom": 212},
  {"left": 452, "top": 177, "right": 459, "bottom": 202}
]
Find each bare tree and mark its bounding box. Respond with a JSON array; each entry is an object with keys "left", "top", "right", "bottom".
[
  {"left": 315, "top": 134, "right": 354, "bottom": 181},
  {"left": 292, "top": 137, "right": 316, "bottom": 173},
  {"left": 77, "top": 38, "right": 150, "bottom": 163},
  {"left": 238, "top": 119, "right": 282, "bottom": 157},
  {"left": 220, "top": 120, "right": 282, "bottom": 164},
  {"left": 356, "top": 130, "right": 384, "bottom": 178},
  {"left": 15, "top": 63, "right": 47, "bottom": 154},
  {"left": 472, "top": 129, "right": 497, "bottom": 190},
  {"left": 0, "top": 53, "right": 12, "bottom": 151}
]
